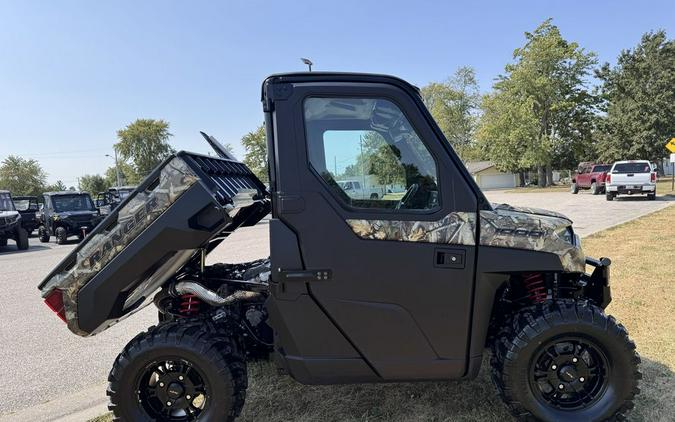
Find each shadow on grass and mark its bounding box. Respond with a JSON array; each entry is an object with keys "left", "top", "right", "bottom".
[{"left": 239, "top": 356, "right": 673, "bottom": 422}]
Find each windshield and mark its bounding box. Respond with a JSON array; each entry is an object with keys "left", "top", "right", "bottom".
[
  {"left": 593, "top": 165, "right": 611, "bottom": 173},
  {"left": 14, "top": 199, "right": 38, "bottom": 211},
  {"left": 612, "top": 162, "right": 651, "bottom": 173},
  {"left": 52, "top": 195, "right": 95, "bottom": 212},
  {"left": 0, "top": 193, "right": 15, "bottom": 211}
]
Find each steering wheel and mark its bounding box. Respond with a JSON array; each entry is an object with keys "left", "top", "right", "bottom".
[{"left": 396, "top": 183, "right": 419, "bottom": 210}]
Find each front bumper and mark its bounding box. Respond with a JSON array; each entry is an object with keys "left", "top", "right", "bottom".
[
  {"left": 582, "top": 257, "right": 611, "bottom": 308},
  {"left": 607, "top": 184, "right": 655, "bottom": 194},
  {"left": 0, "top": 219, "right": 21, "bottom": 237}
]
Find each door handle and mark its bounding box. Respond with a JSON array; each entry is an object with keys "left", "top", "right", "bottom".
[{"left": 434, "top": 248, "right": 465, "bottom": 269}]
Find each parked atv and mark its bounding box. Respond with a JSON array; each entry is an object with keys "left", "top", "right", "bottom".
[
  {"left": 95, "top": 186, "right": 136, "bottom": 215},
  {"left": 38, "top": 74, "right": 640, "bottom": 422},
  {"left": 13, "top": 195, "right": 40, "bottom": 235},
  {"left": 0, "top": 190, "right": 29, "bottom": 250},
  {"left": 37, "top": 191, "right": 103, "bottom": 244}
]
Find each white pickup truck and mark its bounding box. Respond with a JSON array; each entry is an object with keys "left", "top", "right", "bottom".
[
  {"left": 605, "top": 160, "right": 656, "bottom": 201},
  {"left": 337, "top": 179, "right": 384, "bottom": 200}
]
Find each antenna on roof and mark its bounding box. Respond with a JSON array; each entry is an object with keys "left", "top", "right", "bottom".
[{"left": 301, "top": 58, "right": 313, "bottom": 71}]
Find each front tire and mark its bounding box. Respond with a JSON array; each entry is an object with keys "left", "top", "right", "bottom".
[
  {"left": 491, "top": 300, "right": 640, "bottom": 422},
  {"left": 606, "top": 192, "right": 614, "bottom": 201},
  {"left": 0, "top": 238, "right": 7, "bottom": 247},
  {"left": 570, "top": 183, "right": 578, "bottom": 194},
  {"left": 54, "top": 226, "right": 67, "bottom": 244},
  {"left": 15, "top": 227, "right": 29, "bottom": 250},
  {"left": 108, "top": 319, "right": 247, "bottom": 422}
]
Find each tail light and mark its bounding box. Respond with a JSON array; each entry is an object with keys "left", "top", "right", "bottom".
[
  {"left": 606, "top": 174, "right": 611, "bottom": 183},
  {"left": 44, "top": 289, "right": 67, "bottom": 323},
  {"left": 651, "top": 172, "right": 656, "bottom": 182}
]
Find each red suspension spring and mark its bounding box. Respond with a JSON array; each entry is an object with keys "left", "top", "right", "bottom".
[
  {"left": 522, "top": 273, "right": 547, "bottom": 303},
  {"left": 179, "top": 294, "right": 201, "bottom": 316}
]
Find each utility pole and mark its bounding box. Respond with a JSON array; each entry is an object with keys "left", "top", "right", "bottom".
[{"left": 106, "top": 149, "right": 122, "bottom": 188}]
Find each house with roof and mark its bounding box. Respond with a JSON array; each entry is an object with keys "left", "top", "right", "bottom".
[{"left": 464, "top": 161, "right": 518, "bottom": 189}]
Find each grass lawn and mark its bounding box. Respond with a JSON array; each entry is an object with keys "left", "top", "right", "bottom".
[
  {"left": 505, "top": 178, "right": 675, "bottom": 196},
  {"left": 91, "top": 205, "right": 675, "bottom": 422},
  {"left": 504, "top": 184, "right": 570, "bottom": 193}
]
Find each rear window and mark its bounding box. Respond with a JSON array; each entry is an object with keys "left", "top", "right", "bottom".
[
  {"left": 593, "top": 165, "right": 611, "bottom": 172},
  {"left": 612, "top": 163, "right": 651, "bottom": 173}
]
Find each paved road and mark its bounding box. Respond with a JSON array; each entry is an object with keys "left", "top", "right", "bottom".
[{"left": 0, "top": 191, "right": 671, "bottom": 419}]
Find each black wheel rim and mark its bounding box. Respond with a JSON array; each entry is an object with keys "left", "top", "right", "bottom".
[
  {"left": 136, "top": 358, "right": 209, "bottom": 421},
  {"left": 529, "top": 336, "right": 610, "bottom": 411}
]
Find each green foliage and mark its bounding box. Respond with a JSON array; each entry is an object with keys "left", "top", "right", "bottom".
[
  {"left": 241, "top": 125, "right": 268, "bottom": 182},
  {"left": 341, "top": 132, "right": 405, "bottom": 185},
  {"left": 478, "top": 19, "right": 597, "bottom": 184},
  {"left": 79, "top": 174, "right": 108, "bottom": 194},
  {"left": 44, "top": 180, "right": 67, "bottom": 192},
  {"left": 421, "top": 67, "right": 482, "bottom": 160},
  {"left": 104, "top": 162, "right": 139, "bottom": 186},
  {"left": 595, "top": 30, "right": 675, "bottom": 165},
  {"left": 115, "top": 119, "right": 175, "bottom": 179},
  {"left": 0, "top": 155, "right": 48, "bottom": 196}
]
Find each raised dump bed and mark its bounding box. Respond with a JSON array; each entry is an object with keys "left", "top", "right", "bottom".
[{"left": 38, "top": 151, "right": 270, "bottom": 336}]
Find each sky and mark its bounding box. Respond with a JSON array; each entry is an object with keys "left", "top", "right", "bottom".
[{"left": 1, "top": 1, "right": 673, "bottom": 186}]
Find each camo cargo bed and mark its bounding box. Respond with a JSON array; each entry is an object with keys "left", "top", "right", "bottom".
[{"left": 38, "top": 151, "right": 270, "bottom": 336}]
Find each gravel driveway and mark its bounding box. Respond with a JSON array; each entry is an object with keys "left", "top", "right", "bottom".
[{"left": 0, "top": 191, "right": 671, "bottom": 420}]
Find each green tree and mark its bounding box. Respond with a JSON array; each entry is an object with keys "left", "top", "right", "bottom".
[
  {"left": 421, "top": 66, "right": 481, "bottom": 160},
  {"left": 478, "top": 19, "right": 597, "bottom": 186},
  {"left": 595, "top": 30, "right": 675, "bottom": 168},
  {"left": 115, "top": 119, "right": 175, "bottom": 179},
  {"left": 0, "top": 155, "right": 47, "bottom": 196},
  {"left": 105, "top": 162, "right": 139, "bottom": 187},
  {"left": 241, "top": 125, "right": 268, "bottom": 182},
  {"left": 477, "top": 92, "right": 539, "bottom": 184},
  {"left": 44, "top": 180, "right": 67, "bottom": 192},
  {"left": 79, "top": 174, "right": 108, "bottom": 194}
]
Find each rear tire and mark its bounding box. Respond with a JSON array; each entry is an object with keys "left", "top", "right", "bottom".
[
  {"left": 490, "top": 300, "right": 640, "bottom": 422},
  {"left": 570, "top": 183, "right": 578, "bottom": 194},
  {"left": 55, "top": 226, "right": 67, "bottom": 244},
  {"left": 647, "top": 192, "right": 656, "bottom": 200},
  {"left": 108, "top": 319, "right": 247, "bottom": 422},
  {"left": 15, "top": 227, "right": 29, "bottom": 250},
  {"left": 590, "top": 182, "right": 598, "bottom": 195},
  {"left": 0, "top": 238, "right": 7, "bottom": 247},
  {"left": 38, "top": 226, "right": 50, "bottom": 243}
]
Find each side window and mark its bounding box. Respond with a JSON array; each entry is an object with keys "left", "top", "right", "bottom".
[{"left": 304, "top": 97, "right": 440, "bottom": 211}]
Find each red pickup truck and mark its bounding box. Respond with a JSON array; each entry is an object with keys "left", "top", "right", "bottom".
[{"left": 571, "top": 163, "right": 611, "bottom": 195}]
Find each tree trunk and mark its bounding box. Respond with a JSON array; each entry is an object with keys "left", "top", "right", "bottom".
[
  {"left": 546, "top": 163, "right": 553, "bottom": 186},
  {"left": 518, "top": 171, "right": 526, "bottom": 187},
  {"left": 538, "top": 165, "right": 547, "bottom": 187}
]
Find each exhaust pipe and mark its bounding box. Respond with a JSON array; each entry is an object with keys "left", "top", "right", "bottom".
[{"left": 170, "top": 281, "right": 260, "bottom": 306}]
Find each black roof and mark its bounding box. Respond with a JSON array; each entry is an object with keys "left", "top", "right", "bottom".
[
  {"left": 44, "top": 191, "right": 91, "bottom": 196},
  {"left": 262, "top": 72, "right": 421, "bottom": 99}
]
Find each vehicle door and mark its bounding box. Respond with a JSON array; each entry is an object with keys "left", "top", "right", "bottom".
[{"left": 265, "top": 75, "right": 482, "bottom": 380}]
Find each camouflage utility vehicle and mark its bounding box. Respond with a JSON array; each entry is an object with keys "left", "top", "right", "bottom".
[
  {"left": 0, "top": 190, "right": 29, "bottom": 250},
  {"left": 13, "top": 195, "right": 40, "bottom": 235},
  {"left": 38, "top": 74, "right": 640, "bottom": 422},
  {"left": 38, "top": 191, "right": 103, "bottom": 244}
]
